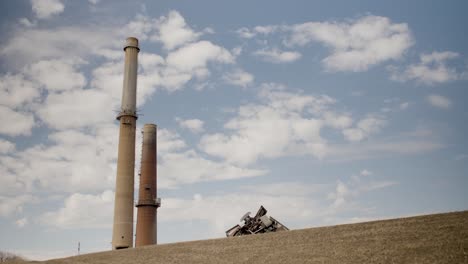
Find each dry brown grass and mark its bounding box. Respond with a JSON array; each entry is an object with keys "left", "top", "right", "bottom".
[{"left": 34, "top": 211, "right": 468, "bottom": 264}]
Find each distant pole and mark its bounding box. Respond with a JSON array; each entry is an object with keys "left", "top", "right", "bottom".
[{"left": 78, "top": 242, "right": 80, "bottom": 255}]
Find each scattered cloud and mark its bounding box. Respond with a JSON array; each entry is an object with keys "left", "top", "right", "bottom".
[
  {"left": 253, "top": 48, "right": 302, "bottom": 63},
  {"left": 390, "top": 51, "right": 465, "bottom": 84},
  {"left": 0, "top": 106, "right": 35, "bottom": 136},
  {"left": 0, "top": 73, "right": 40, "bottom": 108},
  {"left": 284, "top": 15, "right": 413, "bottom": 71},
  {"left": 223, "top": 69, "right": 254, "bottom": 87},
  {"left": 0, "top": 195, "right": 35, "bottom": 217},
  {"left": 25, "top": 59, "right": 87, "bottom": 92},
  {"left": 342, "top": 115, "right": 386, "bottom": 142},
  {"left": 15, "top": 217, "right": 28, "bottom": 228},
  {"left": 152, "top": 10, "right": 203, "bottom": 50},
  {"left": 0, "top": 139, "right": 15, "bottom": 154},
  {"left": 235, "top": 25, "right": 279, "bottom": 39},
  {"left": 426, "top": 94, "right": 452, "bottom": 109},
  {"left": 176, "top": 118, "right": 205, "bottom": 133},
  {"left": 18, "top": 18, "right": 36, "bottom": 27},
  {"left": 199, "top": 83, "right": 339, "bottom": 165},
  {"left": 237, "top": 15, "right": 412, "bottom": 72},
  {"left": 31, "top": 0, "right": 64, "bottom": 19},
  {"left": 328, "top": 170, "right": 396, "bottom": 208},
  {"left": 156, "top": 129, "right": 267, "bottom": 188},
  {"left": 40, "top": 190, "right": 114, "bottom": 228}
]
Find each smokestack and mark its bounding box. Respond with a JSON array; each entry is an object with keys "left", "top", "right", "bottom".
[
  {"left": 135, "top": 124, "right": 160, "bottom": 247},
  {"left": 112, "top": 37, "right": 139, "bottom": 250}
]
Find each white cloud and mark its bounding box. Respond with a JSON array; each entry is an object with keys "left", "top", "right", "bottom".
[
  {"left": 25, "top": 59, "right": 87, "bottom": 92},
  {"left": 0, "top": 26, "right": 116, "bottom": 68},
  {"left": 151, "top": 10, "right": 203, "bottom": 50},
  {"left": 342, "top": 115, "right": 386, "bottom": 142},
  {"left": 199, "top": 84, "right": 342, "bottom": 165},
  {"left": 40, "top": 190, "right": 114, "bottom": 228},
  {"left": 157, "top": 129, "right": 187, "bottom": 154},
  {"left": 155, "top": 128, "right": 267, "bottom": 188},
  {"left": 235, "top": 25, "right": 279, "bottom": 39},
  {"left": 0, "top": 106, "right": 35, "bottom": 136},
  {"left": 328, "top": 171, "right": 396, "bottom": 208},
  {"left": 37, "top": 89, "right": 115, "bottom": 130},
  {"left": 426, "top": 94, "right": 452, "bottom": 109},
  {"left": 236, "top": 27, "right": 256, "bottom": 39},
  {"left": 0, "top": 195, "right": 35, "bottom": 217},
  {"left": 158, "top": 150, "right": 267, "bottom": 188},
  {"left": 285, "top": 16, "right": 412, "bottom": 71},
  {"left": 15, "top": 217, "right": 28, "bottom": 228},
  {"left": 176, "top": 118, "right": 205, "bottom": 133},
  {"left": 223, "top": 69, "right": 254, "bottom": 87},
  {"left": 0, "top": 73, "right": 40, "bottom": 108},
  {"left": 0, "top": 125, "right": 118, "bottom": 195},
  {"left": 31, "top": 0, "right": 64, "bottom": 19},
  {"left": 360, "top": 169, "right": 372, "bottom": 176},
  {"left": 166, "top": 40, "right": 234, "bottom": 72},
  {"left": 253, "top": 48, "right": 302, "bottom": 63},
  {"left": 391, "top": 51, "right": 464, "bottom": 84},
  {"left": 0, "top": 139, "right": 15, "bottom": 154},
  {"left": 18, "top": 18, "right": 36, "bottom": 27}
]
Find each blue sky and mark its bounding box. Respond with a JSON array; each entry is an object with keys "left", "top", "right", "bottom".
[{"left": 0, "top": 0, "right": 467, "bottom": 260}]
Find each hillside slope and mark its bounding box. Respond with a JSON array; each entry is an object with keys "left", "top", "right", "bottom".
[{"left": 29, "top": 211, "right": 468, "bottom": 263}]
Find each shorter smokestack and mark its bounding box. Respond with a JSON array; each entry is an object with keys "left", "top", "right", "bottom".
[{"left": 135, "top": 124, "right": 160, "bottom": 247}]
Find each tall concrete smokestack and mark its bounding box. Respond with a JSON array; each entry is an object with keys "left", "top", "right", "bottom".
[
  {"left": 135, "top": 124, "right": 160, "bottom": 247},
  {"left": 112, "top": 37, "right": 139, "bottom": 250}
]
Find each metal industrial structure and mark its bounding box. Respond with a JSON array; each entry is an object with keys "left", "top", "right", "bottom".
[
  {"left": 112, "top": 37, "right": 140, "bottom": 250},
  {"left": 225, "top": 206, "right": 289, "bottom": 237},
  {"left": 135, "top": 124, "right": 161, "bottom": 247}
]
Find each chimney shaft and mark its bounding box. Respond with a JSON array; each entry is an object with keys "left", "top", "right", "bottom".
[
  {"left": 112, "top": 37, "right": 139, "bottom": 250},
  {"left": 135, "top": 124, "right": 160, "bottom": 247}
]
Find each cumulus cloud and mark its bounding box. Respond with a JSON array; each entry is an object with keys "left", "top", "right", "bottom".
[
  {"left": 0, "top": 26, "right": 115, "bottom": 68},
  {"left": 38, "top": 89, "right": 115, "bottom": 130},
  {"left": 155, "top": 128, "right": 267, "bottom": 188},
  {"left": 342, "top": 115, "right": 386, "bottom": 142},
  {"left": 426, "top": 94, "right": 452, "bottom": 109},
  {"left": 285, "top": 16, "right": 413, "bottom": 71},
  {"left": 158, "top": 150, "right": 267, "bottom": 188},
  {"left": 0, "top": 195, "right": 35, "bottom": 217},
  {"left": 235, "top": 25, "right": 279, "bottom": 39},
  {"left": 199, "top": 83, "right": 343, "bottom": 165},
  {"left": 0, "top": 106, "right": 35, "bottom": 136},
  {"left": 25, "top": 59, "right": 87, "bottom": 92},
  {"left": 0, "top": 73, "right": 40, "bottom": 108},
  {"left": 151, "top": 10, "right": 203, "bottom": 50},
  {"left": 390, "top": 51, "right": 466, "bottom": 84},
  {"left": 223, "top": 69, "right": 254, "bottom": 87},
  {"left": 253, "top": 48, "right": 302, "bottom": 63},
  {"left": 40, "top": 190, "right": 114, "bottom": 228},
  {"left": 176, "top": 118, "right": 205, "bottom": 133},
  {"left": 238, "top": 15, "right": 412, "bottom": 72},
  {"left": 0, "top": 140, "right": 15, "bottom": 154},
  {"left": 31, "top": 0, "right": 64, "bottom": 19}
]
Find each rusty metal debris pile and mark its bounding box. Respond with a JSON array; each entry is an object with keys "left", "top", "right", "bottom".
[{"left": 225, "top": 206, "right": 289, "bottom": 237}]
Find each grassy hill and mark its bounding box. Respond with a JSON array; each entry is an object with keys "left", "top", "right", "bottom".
[{"left": 17, "top": 211, "right": 468, "bottom": 264}]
